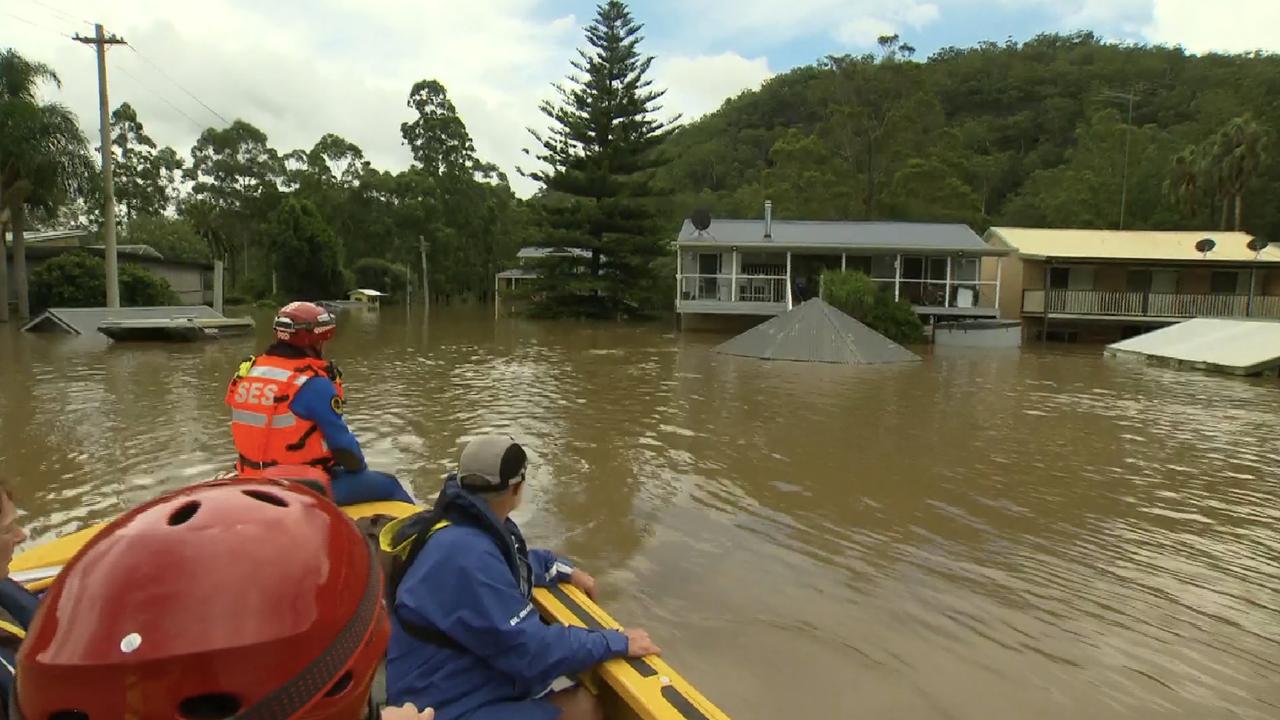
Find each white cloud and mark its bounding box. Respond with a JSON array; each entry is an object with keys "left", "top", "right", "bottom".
[
  {"left": 836, "top": 18, "right": 898, "bottom": 48},
  {"left": 659, "top": 0, "right": 945, "bottom": 50},
  {"left": 1141, "top": 0, "right": 1280, "bottom": 53},
  {"left": 0, "top": 0, "right": 591, "bottom": 197},
  {"left": 989, "top": 0, "right": 1280, "bottom": 51},
  {"left": 652, "top": 53, "right": 774, "bottom": 123}
]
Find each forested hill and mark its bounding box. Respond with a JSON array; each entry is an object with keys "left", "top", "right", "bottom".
[{"left": 654, "top": 32, "right": 1280, "bottom": 243}]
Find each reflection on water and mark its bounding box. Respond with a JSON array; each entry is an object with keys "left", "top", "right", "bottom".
[{"left": 2, "top": 306, "right": 1279, "bottom": 718}]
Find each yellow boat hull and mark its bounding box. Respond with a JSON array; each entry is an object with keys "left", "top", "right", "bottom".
[{"left": 11, "top": 500, "right": 729, "bottom": 720}]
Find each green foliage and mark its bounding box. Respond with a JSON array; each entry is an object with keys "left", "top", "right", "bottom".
[
  {"left": 267, "top": 197, "right": 349, "bottom": 300},
  {"left": 820, "top": 270, "right": 925, "bottom": 345},
  {"left": 29, "top": 252, "right": 177, "bottom": 310},
  {"left": 352, "top": 258, "right": 408, "bottom": 298},
  {"left": 655, "top": 32, "right": 1280, "bottom": 248},
  {"left": 120, "top": 215, "right": 210, "bottom": 263},
  {"left": 524, "top": 0, "right": 676, "bottom": 319},
  {"left": 119, "top": 263, "right": 179, "bottom": 306},
  {"left": 29, "top": 252, "right": 106, "bottom": 310}
]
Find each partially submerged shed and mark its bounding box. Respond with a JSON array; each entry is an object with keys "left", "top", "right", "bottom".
[
  {"left": 22, "top": 306, "right": 253, "bottom": 341},
  {"left": 1104, "top": 318, "right": 1280, "bottom": 376},
  {"left": 713, "top": 298, "right": 920, "bottom": 364}
]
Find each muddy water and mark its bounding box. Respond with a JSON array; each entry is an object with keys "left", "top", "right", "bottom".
[{"left": 2, "top": 305, "right": 1278, "bottom": 719}]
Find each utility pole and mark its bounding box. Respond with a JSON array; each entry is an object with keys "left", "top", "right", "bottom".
[
  {"left": 1100, "top": 85, "right": 1140, "bottom": 230},
  {"left": 74, "top": 24, "right": 127, "bottom": 309}
]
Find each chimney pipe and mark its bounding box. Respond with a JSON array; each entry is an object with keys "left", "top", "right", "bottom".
[{"left": 764, "top": 200, "right": 773, "bottom": 239}]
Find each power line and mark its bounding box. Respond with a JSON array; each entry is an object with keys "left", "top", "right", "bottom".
[
  {"left": 16, "top": 0, "right": 93, "bottom": 28},
  {"left": 125, "top": 42, "right": 231, "bottom": 126},
  {"left": 111, "top": 61, "right": 210, "bottom": 132},
  {"left": 1, "top": 10, "right": 71, "bottom": 38}
]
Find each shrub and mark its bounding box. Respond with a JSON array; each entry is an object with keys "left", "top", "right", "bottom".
[{"left": 820, "top": 270, "right": 925, "bottom": 345}]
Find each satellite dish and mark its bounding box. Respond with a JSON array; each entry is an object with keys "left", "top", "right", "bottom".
[
  {"left": 1194, "top": 237, "right": 1216, "bottom": 254},
  {"left": 690, "top": 208, "right": 712, "bottom": 232},
  {"left": 1247, "top": 237, "right": 1269, "bottom": 253}
]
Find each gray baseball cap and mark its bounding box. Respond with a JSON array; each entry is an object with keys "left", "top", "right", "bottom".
[{"left": 458, "top": 434, "right": 528, "bottom": 492}]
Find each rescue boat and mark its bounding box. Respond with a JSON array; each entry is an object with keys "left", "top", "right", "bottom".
[{"left": 10, "top": 499, "right": 730, "bottom": 720}]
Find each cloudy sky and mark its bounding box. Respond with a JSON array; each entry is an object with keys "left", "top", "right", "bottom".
[{"left": 3, "top": 0, "right": 1278, "bottom": 197}]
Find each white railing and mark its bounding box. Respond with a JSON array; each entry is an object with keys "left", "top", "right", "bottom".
[
  {"left": 679, "top": 275, "right": 789, "bottom": 304},
  {"left": 1023, "top": 290, "right": 1280, "bottom": 319},
  {"left": 887, "top": 278, "right": 1000, "bottom": 309}
]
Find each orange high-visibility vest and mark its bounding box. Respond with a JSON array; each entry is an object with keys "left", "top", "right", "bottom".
[{"left": 224, "top": 354, "right": 344, "bottom": 475}]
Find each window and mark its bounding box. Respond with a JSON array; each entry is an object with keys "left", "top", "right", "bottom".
[
  {"left": 1050, "top": 266, "right": 1094, "bottom": 290},
  {"left": 844, "top": 256, "right": 872, "bottom": 275},
  {"left": 1210, "top": 271, "right": 1240, "bottom": 295},
  {"left": 1152, "top": 270, "right": 1178, "bottom": 294},
  {"left": 870, "top": 255, "right": 896, "bottom": 278},
  {"left": 954, "top": 258, "right": 979, "bottom": 282},
  {"left": 901, "top": 256, "right": 925, "bottom": 280},
  {"left": 1126, "top": 270, "right": 1150, "bottom": 293}
]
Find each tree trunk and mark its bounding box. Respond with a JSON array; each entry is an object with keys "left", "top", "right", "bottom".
[
  {"left": 1233, "top": 193, "right": 1243, "bottom": 231},
  {"left": 13, "top": 205, "right": 28, "bottom": 320},
  {"left": 0, "top": 217, "right": 9, "bottom": 323},
  {"left": 1220, "top": 197, "right": 1229, "bottom": 231}
]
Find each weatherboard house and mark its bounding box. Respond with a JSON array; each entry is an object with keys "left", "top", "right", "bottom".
[
  {"left": 983, "top": 227, "right": 1280, "bottom": 343},
  {"left": 675, "top": 202, "right": 1008, "bottom": 329}
]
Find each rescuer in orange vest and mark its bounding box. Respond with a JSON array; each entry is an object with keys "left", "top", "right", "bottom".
[{"left": 225, "top": 301, "right": 412, "bottom": 505}]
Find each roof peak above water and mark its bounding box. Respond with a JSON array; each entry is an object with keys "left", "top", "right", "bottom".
[{"left": 713, "top": 298, "right": 920, "bottom": 365}]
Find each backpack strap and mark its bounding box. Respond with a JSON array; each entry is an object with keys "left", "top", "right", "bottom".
[{"left": 377, "top": 511, "right": 467, "bottom": 652}]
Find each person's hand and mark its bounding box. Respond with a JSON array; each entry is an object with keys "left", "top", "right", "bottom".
[
  {"left": 569, "top": 568, "right": 597, "bottom": 599},
  {"left": 381, "top": 703, "right": 434, "bottom": 720},
  {"left": 623, "top": 628, "right": 661, "bottom": 658}
]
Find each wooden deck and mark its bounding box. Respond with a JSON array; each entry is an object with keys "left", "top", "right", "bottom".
[{"left": 677, "top": 300, "right": 788, "bottom": 316}]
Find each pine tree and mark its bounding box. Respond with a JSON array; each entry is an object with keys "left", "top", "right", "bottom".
[{"left": 525, "top": 0, "right": 677, "bottom": 318}]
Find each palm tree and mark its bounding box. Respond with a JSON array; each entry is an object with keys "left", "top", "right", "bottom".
[
  {"left": 0, "top": 49, "right": 92, "bottom": 320},
  {"left": 1206, "top": 114, "right": 1268, "bottom": 231},
  {"left": 1163, "top": 145, "right": 1200, "bottom": 220}
]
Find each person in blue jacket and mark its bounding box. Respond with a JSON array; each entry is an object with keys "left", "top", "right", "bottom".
[
  {"left": 383, "top": 435, "right": 660, "bottom": 720},
  {"left": 0, "top": 482, "right": 36, "bottom": 711}
]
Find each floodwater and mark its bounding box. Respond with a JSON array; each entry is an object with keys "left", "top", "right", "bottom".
[{"left": 2, "top": 305, "right": 1279, "bottom": 719}]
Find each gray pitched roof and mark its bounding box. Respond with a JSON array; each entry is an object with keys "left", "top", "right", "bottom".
[
  {"left": 516, "top": 246, "right": 592, "bottom": 259},
  {"left": 713, "top": 298, "right": 920, "bottom": 364},
  {"left": 22, "top": 306, "right": 225, "bottom": 335},
  {"left": 678, "top": 218, "right": 1003, "bottom": 254}
]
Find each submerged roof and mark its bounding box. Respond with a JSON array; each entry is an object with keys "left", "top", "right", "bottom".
[
  {"left": 986, "top": 227, "right": 1280, "bottom": 263},
  {"left": 1105, "top": 318, "right": 1280, "bottom": 375},
  {"left": 21, "top": 306, "right": 225, "bottom": 335},
  {"left": 517, "top": 246, "right": 591, "bottom": 259},
  {"left": 714, "top": 298, "right": 920, "bottom": 364},
  {"left": 677, "top": 219, "right": 1002, "bottom": 254}
]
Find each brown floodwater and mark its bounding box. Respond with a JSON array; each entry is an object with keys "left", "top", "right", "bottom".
[{"left": 2, "top": 305, "right": 1279, "bottom": 719}]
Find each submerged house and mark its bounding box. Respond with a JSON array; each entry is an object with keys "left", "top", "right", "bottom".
[
  {"left": 4, "top": 228, "right": 216, "bottom": 307},
  {"left": 675, "top": 203, "right": 1008, "bottom": 329},
  {"left": 984, "top": 227, "right": 1280, "bottom": 343},
  {"left": 494, "top": 246, "right": 593, "bottom": 317}
]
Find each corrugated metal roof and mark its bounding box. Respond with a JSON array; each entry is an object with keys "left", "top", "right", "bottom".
[
  {"left": 2, "top": 228, "right": 90, "bottom": 245},
  {"left": 516, "top": 246, "right": 592, "bottom": 259},
  {"left": 21, "top": 306, "right": 225, "bottom": 335},
  {"left": 714, "top": 298, "right": 920, "bottom": 364},
  {"left": 677, "top": 219, "right": 1002, "bottom": 253},
  {"left": 987, "top": 227, "right": 1280, "bottom": 263},
  {"left": 1105, "top": 318, "right": 1280, "bottom": 375}
]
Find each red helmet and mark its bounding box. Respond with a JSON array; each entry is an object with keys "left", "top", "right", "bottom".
[
  {"left": 273, "top": 301, "right": 337, "bottom": 349},
  {"left": 15, "top": 477, "right": 388, "bottom": 719}
]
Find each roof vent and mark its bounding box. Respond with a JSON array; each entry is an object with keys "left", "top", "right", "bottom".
[{"left": 764, "top": 200, "right": 773, "bottom": 240}]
